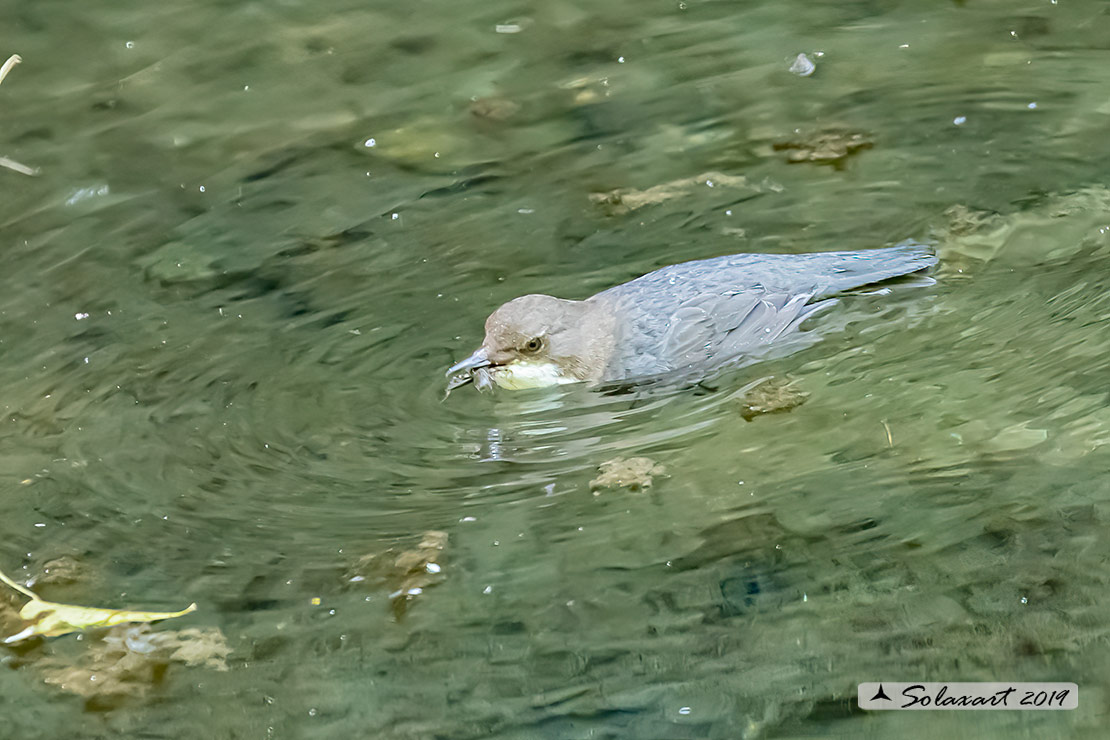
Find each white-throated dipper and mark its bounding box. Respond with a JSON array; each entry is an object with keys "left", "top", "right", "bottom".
[{"left": 447, "top": 243, "right": 936, "bottom": 391}]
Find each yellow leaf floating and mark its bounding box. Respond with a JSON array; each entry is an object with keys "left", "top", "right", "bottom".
[{"left": 0, "top": 567, "right": 196, "bottom": 644}]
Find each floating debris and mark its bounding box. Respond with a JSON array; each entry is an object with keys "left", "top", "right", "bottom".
[
  {"left": 590, "top": 456, "right": 666, "bottom": 494},
  {"left": 0, "top": 157, "right": 37, "bottom": 176},
  {"left": 789, "top": 53, "right": 816, "bottom": 77},
  {"left": 0, "top": 54, "right": 19, "bottom": 86},
  {"left": 493, "top": 19, "right": 532, "bottom": 34},
  {"left": 1, "top": 53, "right": 38, "bottom": 176},
  {"left": 0, "top": 567, "right": 196, "bottom": 643}
]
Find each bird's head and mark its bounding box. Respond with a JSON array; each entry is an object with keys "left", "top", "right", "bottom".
[{"left": 447, "top": 294, "right": 612, "bottom": 391}]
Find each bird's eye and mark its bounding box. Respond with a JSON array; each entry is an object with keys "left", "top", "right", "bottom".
[{"left": 523, "top": 337, "right": 543, "bottom": 353}]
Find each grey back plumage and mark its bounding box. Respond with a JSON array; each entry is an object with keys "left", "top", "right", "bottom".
[{"left": 592, "top": 243, "right": 937, "bottom": 380}]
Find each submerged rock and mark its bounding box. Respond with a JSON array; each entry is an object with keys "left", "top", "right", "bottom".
[
  {"left": 738, "top": 377, "right": 809, "bottom": 421},
  {"left": 32, "top": 624, "right": 230, "bottom": 707},
  {"left": 773, "top": 129, "right": 873, "bottom": 166},
  {"left": 469, "top": 96, "right": 521, "bottom": 123},
  {"left": 346, "top": 530, "right": 448, "bottom": 619},
  {"left": 944, "top": 204, "right": 1002, "bottom": 236},
  {"left": 37, "top": 556, "right": 88, "bottom": 586},
  {"left": 589, "top": 172, "right": 752, "bottom": 215},
  {"left": 590, "top": 456, "right": 666, "bottom": 493}
]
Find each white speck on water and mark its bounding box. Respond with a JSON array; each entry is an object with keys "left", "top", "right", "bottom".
[
  {"left": 899, "top": 44, "right": 909, "bottom": 48},
  {"left": 407, "top": 587, "right": 422, "bottom": 596},
  {"left": 1027, "top": 102, "right": 1037, "bottom": 109},
  {"left": 617, "top": 56, "right": 625, "bottom": 63},
  {"left": 364, "top": 138, "right": 376, "bottom": 147},
  {"left": 34, "top": 523, "right": 45, "bottom": 528},
  {"left": 953, "top": 115, "right": 967, "bottom": 125},
  {"left": 199, "top": 185, "right": 206, "bottom": 193},
  {"left": 391, "top": 213, "right": 399, "bottom": 220},
  {"left": 75, "top": 312, "right": 89, "bottom": 320},
  {"left": 679, "top": 707, "right": 691, "bottom": 715},
  {"left": 125, "top": 41, "right": 134, "bottom": 49},
  {"left": 495, "top": 23, "right": 522, "bottom": 33},
  {"left": 425, "top": 563, "right": 441, "bottom": 574},
  {"left": 725, "top": 209, "right": 733, "bottom": 216},
  {"left": 803, "top": 592, "right": 808, "bottom": 602},
  {"left": 518, "top": 208, "right": 534, "bottom": 214},
  {"left": 1020, "top": 596, "right": 1028, "bottom": 604},
  {"left": 461, "top": 516, "right": 477, "bottom": 522},
  {"left": 483, "top": 585, "right": 493, "bottom": 594}
]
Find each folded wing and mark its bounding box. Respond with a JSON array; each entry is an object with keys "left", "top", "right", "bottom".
[{"left": 658, "top": 290, "right": 821, "bottom": 372}]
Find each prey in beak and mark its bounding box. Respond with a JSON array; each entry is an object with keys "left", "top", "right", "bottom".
[
  {"left": 447, "top": 347, "right": 491, "bottom": 377},
  {"left": 444, "top": 349, "right": 496, "bottom": 396}
]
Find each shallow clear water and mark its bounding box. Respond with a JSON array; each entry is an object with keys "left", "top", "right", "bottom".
[{"left": 1, "top": 0, "right": 1108, "bottom": 737}]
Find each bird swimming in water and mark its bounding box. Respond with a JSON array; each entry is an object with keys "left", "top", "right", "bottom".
[{"left": 447, "top": 243, "right": 937, "bottom": 392}]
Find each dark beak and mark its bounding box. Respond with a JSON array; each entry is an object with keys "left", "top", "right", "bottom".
[{"left": 446, "top": 348, "right": 491, "bottom": 376}]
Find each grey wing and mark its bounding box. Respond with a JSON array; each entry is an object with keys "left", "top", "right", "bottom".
[
  {"left": 656, "top": 289, "right": 822, "bottom": 372},
  {"left": 608, "top": 243, "right": 937, "bottom": 303}
]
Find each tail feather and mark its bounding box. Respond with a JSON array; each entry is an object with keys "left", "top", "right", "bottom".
[{"left": 817, "top": 242, "right": 937, "bottom": 297}]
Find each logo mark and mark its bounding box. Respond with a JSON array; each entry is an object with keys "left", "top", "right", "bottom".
[{"left": 870, "top": 684, "right": 892, "bottom": 702}]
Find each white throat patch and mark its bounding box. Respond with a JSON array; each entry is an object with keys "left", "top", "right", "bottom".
[{"left": 489, "top": 361, "right": 577, "bottom": 390}]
